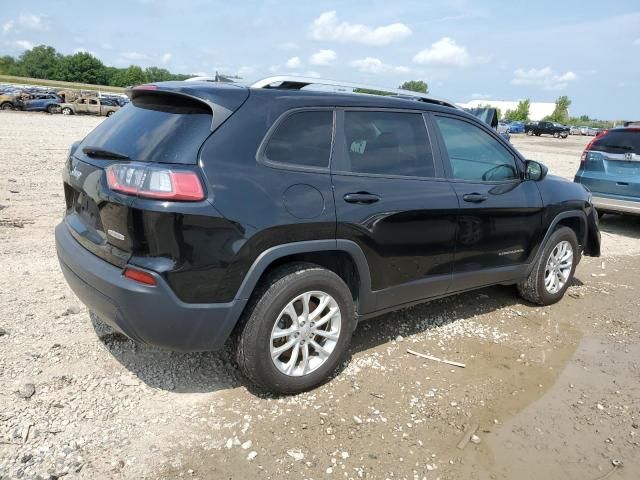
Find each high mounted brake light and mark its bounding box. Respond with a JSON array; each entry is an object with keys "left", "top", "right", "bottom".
[
  {"left": 106, "top": 163, "right": 205, "bottom": 201},
  {"left": 133, "top": 84, "right": 158, "bottom": 91}
]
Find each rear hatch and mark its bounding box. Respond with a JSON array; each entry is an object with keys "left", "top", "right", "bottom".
[
  {"left": 62, "top": 83, "right": 249, "bottom": 267},
  {"left": 579, "top": 128, "right": 640, "bottom": 198}
]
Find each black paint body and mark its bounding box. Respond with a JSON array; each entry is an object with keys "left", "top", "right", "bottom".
[{"left": 56, "top": 82, "right": 601, "bottom": 351}]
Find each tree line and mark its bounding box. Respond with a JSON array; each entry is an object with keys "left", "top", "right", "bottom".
[
  {"left": 498, "top": 96, "right": 614, "bottom": 128},
  {"left": 0, "top": 45, "right": 192, "bottom": 87}
]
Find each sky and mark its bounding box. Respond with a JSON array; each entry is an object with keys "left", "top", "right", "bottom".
[{"left": 1, "top": 0, "right": 639, "bottom": 119}]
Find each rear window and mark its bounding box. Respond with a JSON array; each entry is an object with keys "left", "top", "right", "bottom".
[
  {"left": 592, "top": 130, "right": 640, "bottom": 155},
  {"left": 79, "top": 93, "right": 213, "bottom": 164}
]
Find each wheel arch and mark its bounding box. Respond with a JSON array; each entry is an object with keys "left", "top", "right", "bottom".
[
  {"left": 529, "top": 210, "right": 587, "bottom": 274},
  {"left": 234, "top": 240, "right": 374, "bottom": 315}
]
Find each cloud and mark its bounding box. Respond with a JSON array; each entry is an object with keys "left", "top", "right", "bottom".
[
  {"left": 73, "top": 48, "right": 97, "bottom": 56},
  {"left": 309, "top": 49, "right": 336, "bottom": 66},
  {"left": 2, "top": 14, "right": 50, "bottom": 35},
  {"left": 471, "top": 93, "right": 493, "bottom": 99},
  {"left": 15, "top": 40, "right": 34, "bottom": 50},
  {"left": 237, "top": 66, "right": 254, "bottom": 77},
  {"left": 285, "top": 56, "right": 301, "bottom": 69},
  {"left": 120, "top": 51, "right": 149, "bottom": 61},
  {"left": 413, "top": 37, "right": 478, "bottom": 67},
  {"left": 310, "top": 11, "right": 411, "bottom": 46},
  {"left": 349, "top": 57, "right": 409, "bottom": 74},
  {"left": 160, "top": 52, "right": 172, "bottom": 64},
  {"left": 511, "top": 67, "right": 577, "bottom": 90},
  {"left": 278, "top": 41, "right": 298, "bottom": 51}
]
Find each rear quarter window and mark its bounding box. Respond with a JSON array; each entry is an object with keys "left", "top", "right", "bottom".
[{"left": 263, "top": 110, "right": 334, "bottom": 168}]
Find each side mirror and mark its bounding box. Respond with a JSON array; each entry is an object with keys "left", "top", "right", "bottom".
[{"left": 525, "top": 160, "right": 548, "bottom": 181}]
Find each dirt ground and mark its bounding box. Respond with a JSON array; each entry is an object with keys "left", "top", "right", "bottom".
[{"left": 1, "top": 112, "right": 639, "bottom": 480}]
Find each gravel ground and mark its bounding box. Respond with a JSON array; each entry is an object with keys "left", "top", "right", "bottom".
[{"left": 1, "top": 113, "right": 639, "bottom": 480}]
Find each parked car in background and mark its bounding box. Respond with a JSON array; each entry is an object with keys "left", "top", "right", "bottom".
[
  {"left": 574, "top": 127, "right": 640, "bottom": 216},
  {"left": 525, "top": 121, "right": 570, "bottom": 138},
  {"left": 508, "top": 122, "right": 525, "bottom": 134},
  {"left": 586, "top": 127, "right": 604, "bottom": 136},
  {"left": 579, "top": 126, "right": 589, "bottom": 135},
  {"left": 59, "top": 97, "right": 120, "bottom": 116},
  {"left": 569, "top": 126, "right": 582, "bottom": 135},
  {"left": 55, "top": 76, "right": 601, "bottom": 393},
  {"left": 497, "top": 122, "right": 510, "bottom": 134},
  {"left": 0, "top": 92, "right": 22, "bottom": 110},
  {"left": 21, "top": 93, "right": 63, "bottom": 113}
]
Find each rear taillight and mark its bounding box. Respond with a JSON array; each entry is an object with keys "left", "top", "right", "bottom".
[
  {"left": 106, "top": 163, "right": 205, "bottom": 201},
  {"left": 580, "top": 131, "right": 607, "bottom": 166}
]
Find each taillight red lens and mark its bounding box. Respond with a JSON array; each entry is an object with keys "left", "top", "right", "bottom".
[
  {"left": 580, "top": 131, "right": 607, "bottom": 166},
  {"left": 106, "top": 163, "right": 205, "bottom": 201},
  {"left": 123, "top": 267, "right": 157, "bottom": 286}
]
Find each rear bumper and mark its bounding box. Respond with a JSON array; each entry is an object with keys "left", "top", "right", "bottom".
[
  {"left": 55, "top": 222, "right": 246, "bottom": 351},
  {"left": 592, "top": 195, "right": 640, "bottom": 215}
]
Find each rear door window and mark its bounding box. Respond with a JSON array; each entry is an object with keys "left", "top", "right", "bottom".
[
  {"left": 79, "top": 93, "right": 213, "bottom": 164},
  {"left": 435, "top": 115, "right": 519, "bottom": 182},
  {"left": 340, "top": 110, "right": 436, "bottom": 177},
  {"left": 592, "top": 130, "right": 640, "bottom": 155},
  {"left": 263, "top": 110, "right": 334, "bottom": 168}
]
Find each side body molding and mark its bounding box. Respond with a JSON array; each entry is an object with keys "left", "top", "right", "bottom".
[{"left": 234, "top": 239, "right": 375, "bottom": 314}]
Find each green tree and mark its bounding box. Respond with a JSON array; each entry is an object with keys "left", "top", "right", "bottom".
[
  {"left": 504, "top": 99, "right": 530, "bottom": 122},
  {"left": 18, "top": 45, "right": 62, "bottom": 79},
  {"left": 111, "top": 65, "right": 147, "bottom": 87},
  {"left": 0, "top": 55, "right": 21, "bottom": 75},
  {"left": 398, "top": 80, "right": 428, "bottom": 94},
  {"left": 144, "top": 66, "right": 173, "bottom": 82},
  {"left": 56, "top": 52, "right": 107, "bottom": 84},
  {"left": 547, "top": 95, "right": 571, "bottom": 123}
]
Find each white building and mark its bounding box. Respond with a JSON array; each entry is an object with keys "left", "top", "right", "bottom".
[{"left": 456, "top": 100, "right": 559, "bottom": 121}]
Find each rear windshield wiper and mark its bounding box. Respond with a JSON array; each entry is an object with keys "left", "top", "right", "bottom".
[
  {"left": 82, "top": 146, "right": 130, "bottom": 160},
  {"left": 598, "top": 144, "right": 633, "bottom": 151}
]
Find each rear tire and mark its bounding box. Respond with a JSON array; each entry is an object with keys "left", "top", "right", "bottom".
[
  {"left": 517, "top": 227, "right": 579, "bottom": 306},
  {"left": 62, "top": 107, "right": 73, "bottom": 115},
  {"left": 235, "top": 263, "right": 356, "bottom": 394},
  {"left": 526, "top": 129, "right": 533, "bottom": 136},
  {"left": 106, "top": 111, "right": 114, "bottom": 117},
  {"left": 553, "top": 132, "right": 560, "bottom": 138}
]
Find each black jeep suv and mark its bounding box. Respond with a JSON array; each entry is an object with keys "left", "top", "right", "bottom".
[{"left": 55, "top": 77, "right": 600, "bottom": 393}]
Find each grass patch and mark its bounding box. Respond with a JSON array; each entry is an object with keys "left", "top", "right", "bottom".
[{"left": 0, "top": 75, "right": 125, "bottom": 93}]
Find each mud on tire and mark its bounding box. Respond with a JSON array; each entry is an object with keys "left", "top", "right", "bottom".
[
  {"left": 517, "top": 226, "right": 579, "bottom": 306},
  {"left": 235, "top": 263, "right": 356, "bottom": 394}
]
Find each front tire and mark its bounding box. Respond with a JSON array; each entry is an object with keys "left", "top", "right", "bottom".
[
  {"left": 1, "top": 102, "right": 14, "bottom": 111},
  {"left": 62, "top": 107, "right": 73, "bottom": 115},
  {"left": 526, "top": 129, "right": 533, "bottom": 136},
  {"left": 236, "top": 263, "right": 356, "bottom": 394},
  {"left": 517, "top": 227, "right": 579, "bottom": 306}
]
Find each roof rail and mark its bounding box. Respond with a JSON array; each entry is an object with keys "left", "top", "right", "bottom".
[{"left": 250, "top": 76, "right": 460, "bottom": 110}]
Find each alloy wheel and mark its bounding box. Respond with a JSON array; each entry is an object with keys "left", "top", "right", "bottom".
[
  {"left": 544, "top": 240, "right": 573, "bottom": 294},
  {"left": 270, "top": 291, "right": 341, "bottom": 377}
]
